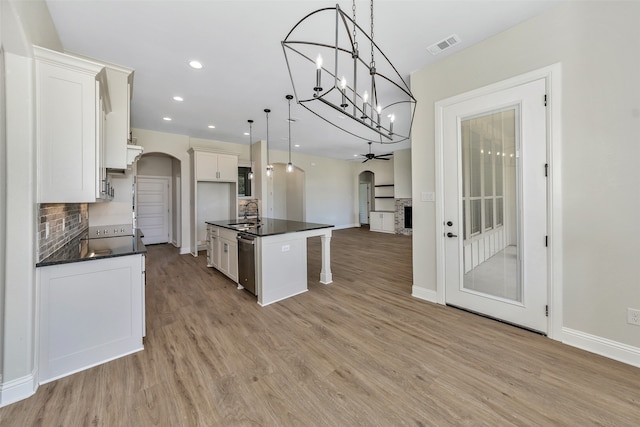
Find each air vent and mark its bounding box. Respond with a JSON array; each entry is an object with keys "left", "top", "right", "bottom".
[{"left": 427, "top": 34, "right": 461, "bottom": 55}]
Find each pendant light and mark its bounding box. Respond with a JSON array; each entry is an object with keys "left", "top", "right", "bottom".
[
  {"left": 286, "top": 95, "right": 294, "bottom": 173},
  {"left": 247, "top": 119, "right": 254, "bottom": 180},
  {"left": 282, "top": 0, "right": 416, "bottom": 144},
  {"left": 264, "top": 108, "right": 273, "bottom": 177}
]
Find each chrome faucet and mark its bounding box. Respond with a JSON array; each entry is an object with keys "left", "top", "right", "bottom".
[{"left": 244, "top": 200, "right": 260, "bottom": 223}]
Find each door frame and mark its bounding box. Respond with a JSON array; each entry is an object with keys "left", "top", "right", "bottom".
[{"left": 434, "top": 64, "right": 563, "bottom": 340}]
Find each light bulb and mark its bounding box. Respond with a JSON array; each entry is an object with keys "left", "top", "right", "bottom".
[
  {"left": 287, "top": 162, "right": 294, "bottom": 173},
  {"left": 314, "top": 54, "right": 323, "bottom": 93},
  {"left": 363, "top": 91, "right": 369, "bottom": 103},
  {"left": 248, "top": 171, "right": 254, "bottom": 180},
  {"left": 340, "top": 76, "right": 347, "bottom": 90}
]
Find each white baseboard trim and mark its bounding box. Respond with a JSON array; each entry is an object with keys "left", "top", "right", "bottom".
[
  {"left": 562, "top": 327, "right": 640, "bottom": 368},
  {"left": 0, "top": 373, "right": 37, "bottom": 407},
  {"left": 411, "top": 286, "right": 439, "bottom": 304}
]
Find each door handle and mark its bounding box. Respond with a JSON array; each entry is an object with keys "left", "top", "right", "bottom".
[{"left": 446, "top": 232, "right": 458, "bottom": 238}]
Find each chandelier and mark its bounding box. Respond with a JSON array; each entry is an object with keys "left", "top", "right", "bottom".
[{"left": 282, "top": 0, "right": 416, "bottom": 144}]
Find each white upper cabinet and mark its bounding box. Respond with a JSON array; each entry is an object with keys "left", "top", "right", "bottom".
[
  {"left": 34, "top": 46, "right": 111, "bottom": 203},
  {"left": 191, "top": 149, "right": 238, "bottom": 182},
  {"left": 104, "top": 64, "right": 135, "bottom": 170}
]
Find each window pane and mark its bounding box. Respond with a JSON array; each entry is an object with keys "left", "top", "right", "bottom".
[
  {"left": 238, "top": 167, "right": 251, "bottom": 197},
  {"left": 496, "top": 197, "right": 504, "bottom": 226},
  {"left": 470, "top": 124, "right": 482, "bottom": 197},
  {"left": 471, "top": 199, "right": 481, "bottom": 235},
  {"left": 461, "top": 121, "right": 469, "bottom": 198},
  {"left": 485, "top": 199, "right": 493, "bottom": 230},
  {"left": 484, "top": 135, "right": 493, "bottom": 197}
]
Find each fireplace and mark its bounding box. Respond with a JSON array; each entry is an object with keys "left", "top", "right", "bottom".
[
  {"left": 404, "top": 206, "right": 412, "bottom": 229},
  {"left": 395, "top": 198, "right": 412, "bottom": 236}
]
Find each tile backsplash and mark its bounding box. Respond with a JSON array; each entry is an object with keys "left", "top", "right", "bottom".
[
  {"left": 238, "top": 198, "right": 260, "bottom": 218},
  {"left": 38, "top": 203, "right": 88, "bottom": 262}
]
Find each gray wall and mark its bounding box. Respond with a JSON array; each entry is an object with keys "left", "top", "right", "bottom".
[{"left": 411, "top": 1, "right": 640, "bottom": 352}]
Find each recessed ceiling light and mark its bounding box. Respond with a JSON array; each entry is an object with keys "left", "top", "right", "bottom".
[
  {"left": 163, "top": 117, "right": 172, "bottom": 121},
  {"left": 353, "top": 154, "right": 358, "bottom": 157},
  {"left": 208, "top": 125, "right": 215, "bottom": 129},
  {"left": 294, "top": 144, "right": 300, "bottom": 148},
  {"left": 188, "top": 60, "right": 203, "bottom": 69},
  {"left": 173, "top": 96, "right": 184, "bottom": 102},
  {"left": 243, "top": 132, "right": 250, "bottom": 136}
]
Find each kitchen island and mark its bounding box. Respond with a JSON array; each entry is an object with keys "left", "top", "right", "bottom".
[{"left": 205, "top": 218, "right": 333, "bottom": 306}]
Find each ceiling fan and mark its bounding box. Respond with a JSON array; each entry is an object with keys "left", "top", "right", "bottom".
[{"left": 359, "top": 141, "right": 393, "bottom": 163}]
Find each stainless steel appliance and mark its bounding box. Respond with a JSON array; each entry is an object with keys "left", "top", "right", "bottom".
[{"left": 237, "top": 233, "right": 256, "bottom": 295}]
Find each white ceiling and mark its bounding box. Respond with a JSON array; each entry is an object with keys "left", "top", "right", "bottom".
[{"left": 45, "top": 0, "right": 563, "bottom": 160}]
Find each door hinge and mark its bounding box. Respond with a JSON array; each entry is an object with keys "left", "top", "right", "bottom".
[
  {"left": 544, "top": 94, "right": 548, "bottom": 106},
  {"left": 545, "top": 235, "right": 548, "bottom": 247},
  {"left": 544, "top": 163, "right": 549, "bottom": 177},
  {"left": 545, "top": 305, "right": 549, "bottom": 317}
]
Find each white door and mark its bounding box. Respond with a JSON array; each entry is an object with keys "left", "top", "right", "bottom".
[
  {"left": 443, "top": 78, "right": 548, "bottom": 333},
  {"left": 137, "top": 176, "right": 170, "bottom": 245},
  {"left": 359, "top": 183, "right": 370, "bottom": 224}
]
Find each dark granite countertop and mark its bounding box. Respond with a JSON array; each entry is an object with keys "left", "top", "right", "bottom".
[
  {"left": 205, "top": 218, "right": 333, "bottom": 237},
  {"left": 36, "top": 229, "right": 147, "bottom": 267}
]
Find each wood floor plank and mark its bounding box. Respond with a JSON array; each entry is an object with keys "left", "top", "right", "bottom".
[{"left": 1, "top": 227, "right": 639, "bottom": 426}]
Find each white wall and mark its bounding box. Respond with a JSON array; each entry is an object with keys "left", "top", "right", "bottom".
[
  {"left": 393, "top": 148, "right": 411, "bottom": 199},
  {"left": 267, "top": 148, "right": 356, "bottom": 227},
  {"left": 1, "top": 0, "right": 62, "bottom": 406},
  {"left": 137, "top": 153, "right": 173, "bottom": 176},
  {"left": 88, "top": 171, "right": 134, "bottom": 226},
  {"left": 411, "top": 2, "right": 640, "bottom": 353}
]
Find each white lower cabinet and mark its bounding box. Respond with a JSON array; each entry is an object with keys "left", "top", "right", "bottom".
[
  {"left": 370, "top": 211, "right": 395, "bottom": 233},
  {"left": 207, "top": 226, "right": 238, "bottom": 282},
  {"left": 207, "top": 225, "right": 220, "bottom": 269},
  {"left": 37, "top": 255, "right": 144, "bottom": 384}
]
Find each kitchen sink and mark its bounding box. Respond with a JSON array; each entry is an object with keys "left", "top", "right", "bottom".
[{"left": 228, "top": 222, "right": 258, "bottom": 231}]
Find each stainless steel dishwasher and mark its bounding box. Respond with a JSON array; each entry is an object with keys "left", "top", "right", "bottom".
[{"left": 237, "top": 233, "right": 256, "bottom": 295}]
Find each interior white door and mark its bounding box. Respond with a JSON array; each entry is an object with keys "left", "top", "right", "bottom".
[
  {"left": 136, "top": 176, "right": 170, "bottom": 245},
  {"left": 443, "top": 78, "right": 548, "bottom": 333},
  {"left": 359, "top": 183, "right": 370, "bottom": 224}
]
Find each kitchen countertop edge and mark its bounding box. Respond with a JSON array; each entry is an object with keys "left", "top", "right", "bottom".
[
  {"left": 36, "top": 230, "right": 147, "bottom": 268},
  {"left": 206, "top": 219, "right": 334, "bottom": 237}
]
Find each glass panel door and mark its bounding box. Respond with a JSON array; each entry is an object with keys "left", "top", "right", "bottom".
[{"left": 461, "top": 108, "right": 521, "bottom": 303}]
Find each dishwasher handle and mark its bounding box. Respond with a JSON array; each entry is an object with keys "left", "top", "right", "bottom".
[{"left": 237, "top": 234, "right": 255, "bottom": 245}]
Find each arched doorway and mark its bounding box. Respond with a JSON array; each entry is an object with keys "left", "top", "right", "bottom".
[
  {"left": 136, "top": 152, "right": 182, "bottom": 246},
  {"left": 267, "top": 163, "right": 305, "bottom": 221},
  {"left": 358, "top": 171, "right": 374, "bottom": 226}
]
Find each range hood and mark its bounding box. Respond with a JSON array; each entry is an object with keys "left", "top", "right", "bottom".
[{"left": 107, "top": 145, "right": 144, "bottom": 175}]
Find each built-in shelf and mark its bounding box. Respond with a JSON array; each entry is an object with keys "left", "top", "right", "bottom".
[{"left": 374, "top": 184, "right": 394, "bottom": 200}]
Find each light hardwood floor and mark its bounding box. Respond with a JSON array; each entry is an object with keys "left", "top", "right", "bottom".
[{"left": 2, "top": 227, "right": 639, "bottom": 426}]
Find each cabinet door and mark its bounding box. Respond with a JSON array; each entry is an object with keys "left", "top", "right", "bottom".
[
  {"left": 210, "top": 235, "right": 220, "bottom": 269},
  {"left": 369, "top": 213, "right": 383, "bottom": 231},
  {"left": 382, "top": 213, "right": 395, "bottom": 233},
  {"left": 220, "top": 238, "right": 231, "bottom": 275},
  {"left": 226, "top": 238, "right": 238, "bottom": 282},
  {"left": 36, "top": 60, "right": 98, "bottom": 202},
  {"left": 217, "top": 153, "right": 238, "bottom": 182},
  {"left": 105, "top": 67, "right": 134, "bottom": 169},
  {"left": 195, "top": 152, "right": 219, "bottom": 181},
  {"left": 38, "top": 255, "right": 143, "bottom": 383}
]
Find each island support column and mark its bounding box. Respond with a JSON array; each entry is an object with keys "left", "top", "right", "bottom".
[{"left": 320, "top": 230, "right": 332, "bottom": 284}]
